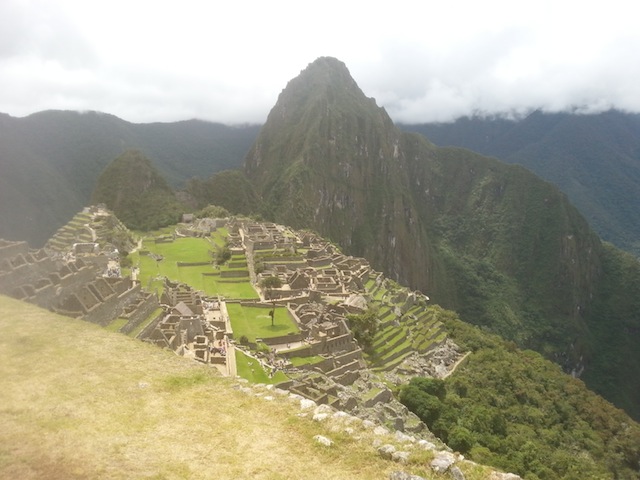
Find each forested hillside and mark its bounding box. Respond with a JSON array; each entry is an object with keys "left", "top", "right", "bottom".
[
  {"left": 91, "top": 150, "right": 185, "bottom": 231},
  {"left": 400, "top": 111, "right": 640, "bottom": 257}
]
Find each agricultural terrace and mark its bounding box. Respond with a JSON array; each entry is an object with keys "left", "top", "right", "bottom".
[{"left": 226, "top": 303, "right": 299, "bottom": 343}]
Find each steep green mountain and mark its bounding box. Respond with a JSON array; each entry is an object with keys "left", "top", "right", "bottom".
[
  {"left": 400, "top": 111, "right": 640, "bottom": 257},
  {"left": 184, "top": 169, "right": 260, "bottom": 215},
  {"left": 0, "top": 110, "right": 258, "bottom": 246},
  {"left": 241, "top": 57, "right": 640, "bottom": 419},
  {"left": 91, "top": 150, "right": 185, "bottom": 231}
]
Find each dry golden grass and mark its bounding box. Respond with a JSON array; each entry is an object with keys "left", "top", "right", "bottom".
[{"left": 0, "top": 295, "right": 496, "bottom": 480}]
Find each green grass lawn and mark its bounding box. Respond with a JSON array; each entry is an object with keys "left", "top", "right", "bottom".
[
  {"left": 209, "top": 227, "right": 229, "bottom": 247},
  {"left": 130, "top": 236, "right": 259, "bottom": 299},
  {"left": 289, "top": 355, "right": 325, "bottom": 367},
  {"left": 202, "top": 277, "right": 258, "bottom": 299},
  {"left": 235, "top": 349, "right": 288, "bottom": 384},
  {"left": 150, "top": 237, "right": 213, "bottom": 263},
  {"left": 227, "top": 304, "right": 299, "bottom": 342}
]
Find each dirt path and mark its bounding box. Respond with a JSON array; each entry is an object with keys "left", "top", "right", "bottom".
[{"left": 442, "top": 351, "right": 471, "bottom": 379}]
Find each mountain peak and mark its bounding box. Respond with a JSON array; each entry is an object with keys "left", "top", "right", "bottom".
[
  {"left": 244, "top": 57, "right": 395, "bottom": 192},
  {"left": 267, "top": 57, "right": 376, "bottom": 123},
  {"left": 292, "top": 56, "right": 357, "bottom": 88}
]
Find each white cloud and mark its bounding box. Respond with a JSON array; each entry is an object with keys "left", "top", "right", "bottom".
[{"left": 1, "top": 0, "right": 639, "bottom": 124}]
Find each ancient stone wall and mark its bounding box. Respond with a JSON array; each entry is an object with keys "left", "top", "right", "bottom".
[
  {"left": 0, "top": 240, "right": 29, "bottom": 262},
  {"left": 82, "top": 280, "right": 141, "bottom": 326},
  {"left": 120, "top": 292, "right": 160, "bottom": 335}
]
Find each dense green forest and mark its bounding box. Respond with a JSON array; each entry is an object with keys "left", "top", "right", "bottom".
[
  {"left": 400, "top": 310, "right": 640, "bottom": 479},
  {"left": 91, "top": 150, "right": 186, "bottom": 231}
]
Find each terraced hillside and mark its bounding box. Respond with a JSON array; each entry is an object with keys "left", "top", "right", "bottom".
[
  {"left": 362, "top": 280, "right": 448, "bottom": 374},
  {"left": 45, "top": 205, "right": 135, "bottom": 254}
]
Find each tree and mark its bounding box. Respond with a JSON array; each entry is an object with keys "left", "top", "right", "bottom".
[
  {"left": 214, "top": 244, "right": 231, "bottom": 265},
  {"left": 197, "top": 204, "right": 230, "bottom": 219},
  {"left": 448, "top": 426, "right": 474, "bottom": 454},
  {"left": 260, "top": 276, "right": 282, "bottom": 289},
  {"left": 346, "top": 308, "right": 379, "bottom": 349},
  {"left": 399, "top": 383, "right": 443, "bottom": 425}
]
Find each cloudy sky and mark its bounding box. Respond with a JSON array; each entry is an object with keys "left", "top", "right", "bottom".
[{"left": 1, "top": 0, "right": 639, "bottom": 124}]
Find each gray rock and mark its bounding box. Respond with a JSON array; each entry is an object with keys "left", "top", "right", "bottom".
[
  {"left": 394, "top": 430, "right": 415, "bottom": 443},
  {"left": 489, "top": 473, "right": 523, "bottom": 480},
  {"left": 313, "top": 435, "right": 333, "bottom": 447},
  {"left": 312, "top": 412, "right": 329, "bottom": 422},
  {"left": 314, "top": 404, "right": 333, "bottom": 415},
  {"left": 378, "top": 444, "right": 396, "bottom": 460},
  {"left": 388, "top": 471, "right": 425, "bottom": 480},
  {"left": 391, "top": 451, "right": 411, "bottom": 464},
  {"left": 451, "top": 465, "right": 466, "bottom": 480},
  {"left": 374, "top": 425, "right": 390, "bottom": 435},
  {"left": 362, "top": 419, "right": 376, "bottom": 429},
  {"left": 430, "top": 450, "right": 456, "bottom": 473},
  {"left": 300, "top": 398, "right": 316, "bottom": 410},
  {"left": 417, "top": 439, "right": 436, "bottom": 450}
]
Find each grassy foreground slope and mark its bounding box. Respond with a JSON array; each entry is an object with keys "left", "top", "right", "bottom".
[{"left": 0, "top": 295, "right": 496, "bottom": 480}]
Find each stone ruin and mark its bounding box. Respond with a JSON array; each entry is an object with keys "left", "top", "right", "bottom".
[
  {"left": 0, "top": 236, "right": 160, "bottom": 334},
  {"left": 225, "top": 220, "right": 453, "bottom": 432},
  {"left": 141, "top": 280, "right": 234, "bottom": 375},
  {"left": 1, "top": 212, "right": 464, "bottom": 436}
]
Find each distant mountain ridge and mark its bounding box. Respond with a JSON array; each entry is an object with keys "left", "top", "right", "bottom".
[
  {"left": 0, "top": 110, "right": 259, "bottom": 246},
  {"left": 399, "top": 110, "right": 640, "bottom": 257}
]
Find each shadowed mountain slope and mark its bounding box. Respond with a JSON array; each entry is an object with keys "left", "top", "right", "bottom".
[{"left": 400, "top": 111, "right": 640, "bottom": 257}]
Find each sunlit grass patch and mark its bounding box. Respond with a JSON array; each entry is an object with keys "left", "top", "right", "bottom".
[
  {"left": 289, "top": 355, "right": 324, "bottom": 367},
  {"left": 226, "top": 303, "right": 299, "bottom": 342},
  {"left": 235, "top": 349, "right": 288, "bottom": 384}
]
